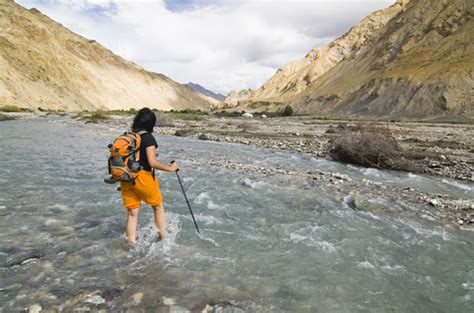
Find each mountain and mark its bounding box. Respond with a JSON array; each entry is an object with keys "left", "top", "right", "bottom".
[
  {"left": 225, "top": 89, "right": 253, "bottom": 105},
  {"left": 185, "top": 82, "right": 225, "bottom": 101},
  {"left": 0, "top": 0, "right": 216, "bottom": 112},
  {"left": 227, "top": 0, "right": 473, "bottom": 120},
  {"left": 225, "top": 1, "right": 406, "bottom": 105}
]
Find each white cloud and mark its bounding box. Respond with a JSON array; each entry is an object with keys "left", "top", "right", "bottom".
[{"left": 17, "top": 0, "right": 395, "bottom": 95}]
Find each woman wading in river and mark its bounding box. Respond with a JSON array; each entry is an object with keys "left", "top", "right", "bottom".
[{"left": 120, "top": 108, "right": 178, "bottom": 244}]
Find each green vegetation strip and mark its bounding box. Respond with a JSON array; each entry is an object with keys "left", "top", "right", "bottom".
[
  {"left": 0, "top": 113, "right": 16, "bottom": 121},
  {"left": 169, "top": 112, "right": 207, "bottom": 121},
  {"left": 0, "top": 105, "right": 30, "bottom": 113}
]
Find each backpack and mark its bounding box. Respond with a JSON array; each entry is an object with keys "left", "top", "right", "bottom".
[{"left": 106, "top": 130, "right": 147, "bottom": 184}]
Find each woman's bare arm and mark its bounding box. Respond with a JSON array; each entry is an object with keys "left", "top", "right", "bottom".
[{"left": 145, "top": 145, "right": 178, "bottom": 172}]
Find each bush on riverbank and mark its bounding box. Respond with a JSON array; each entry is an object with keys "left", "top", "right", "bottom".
[
  {"left": 0, "top": 105, "right": 30, "bottom": 112},
  {"left": 169, "top": 112, "right": 207, "bottom": 121},
  {"left": 329, "top": 123, "right": 416, "bottom": 171},
  {"left": 88, "top": 111, "right": 109, "bottom": 123},
  {"left": 282, "top": 105, "right": 294, "bottom": 116},
  {"left": 0, "top": 113, "right": 15, "bottom": 121},
  {"left": 155, "top": 112, "right": 175, "bottom": 127},
  {"left": 75, "top": 111, "right": 109, "bottom": 123},
  {"left": 175, "top": 129, "right": 191, "bottom": 137}
]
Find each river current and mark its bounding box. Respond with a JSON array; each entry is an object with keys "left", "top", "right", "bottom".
[{"left": 0, "top": 117, "right": 473, "bottom": 312}]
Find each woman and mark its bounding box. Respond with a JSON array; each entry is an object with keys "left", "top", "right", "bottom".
[{"left": 120, "top": 108, "right": 178, "bottom": 244}]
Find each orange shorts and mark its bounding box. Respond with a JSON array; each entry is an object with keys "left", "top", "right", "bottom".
[{"left": 120, "top": 170, "right": 163, "bottom": 209}]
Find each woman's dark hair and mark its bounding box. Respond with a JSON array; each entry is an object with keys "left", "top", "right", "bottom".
[{"left": 132, "top": 108, "right": 156, "bottom": 133}]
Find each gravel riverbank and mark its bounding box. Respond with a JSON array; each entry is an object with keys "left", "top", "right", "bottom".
[{"left": 89, "top": 113, "right": 473, "bottom": 182}]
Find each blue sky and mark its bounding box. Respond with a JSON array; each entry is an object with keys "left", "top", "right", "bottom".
[
  {"left": 16, "top": 0, "right": 395, "bottom": 95},
  {"left": 164, "top": 0, "right": 196, "bottom": 12}
]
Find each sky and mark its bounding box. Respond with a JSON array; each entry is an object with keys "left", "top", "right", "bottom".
[{"left": 17, "top": 0, "right": 395, "bottom": 95}]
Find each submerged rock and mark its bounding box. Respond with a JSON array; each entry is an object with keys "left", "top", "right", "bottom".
[
  {"left": 193, "top": 299, "right": 245, "bottom": 313},
  {"left": 101, "top": 288, "right": 122, "bottom": 302},
  {"left": 84, "top": 294, "right": 106, "bottom": 305},
  {"left": 353, "top": 196, "right": 370, "bottom": 210},
  {"left": 8, "top": 252, "right": 44, "bottom": 267},
  {"left": 344, "top": 194, "right": 382, "bottom": 212},
  {"left": 132, "top": 292, "right": 143, "bottom": 305},
  {"left": 161, "top": 297, "right": 175, "bottom": 306},
  {"left": 28, "top": 304, "right": 42, "bottom": 313}
]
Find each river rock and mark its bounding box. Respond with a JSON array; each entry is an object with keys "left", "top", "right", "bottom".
[
  {"left": 161, "top": 297, "right": 175, "bottom": 306},
  {"left": 353, "top": 196, "right": 371, "bottom": 211},
  {"left": 200, "top": 301, "right": 245, "bottom": 313},
  {"left": 344, "top": 195, "right": 374, "bottom": 211},
  {"left": 198, "top": 133, "right": 209, "bottom": 140},
  {"left": 255, "top": 217, "right": 267, "bottom": 226},
  {"left": 84, "top": 294, "right": 106, "bottom": 305},
  {"left": 102, "top": 288, "right": 122, "bottom": 302},
  {"left": 132, "top": 292, "right": 143, "bottom": 305},
  {"left": 28, "top": 304, "right": 42, "bottom": 313},
  {"left": 20, "top": 257, "right": 40, "bottom": 266},
  {"left": 429, "top": 199, "right": 440, "bottom": 207}
]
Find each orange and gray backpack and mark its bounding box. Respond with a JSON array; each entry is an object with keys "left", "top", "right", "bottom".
[{"left": 106, "top": 130, "right": 147, "bottom": 184}]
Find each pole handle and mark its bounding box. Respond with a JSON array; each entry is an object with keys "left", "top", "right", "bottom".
[{"left": 170, "top": 160, "right": 179, "bottom": 171}]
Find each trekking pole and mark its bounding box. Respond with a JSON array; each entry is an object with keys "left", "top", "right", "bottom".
[{"left": 171, "top": 161, "right": 200, "bottom": 234}]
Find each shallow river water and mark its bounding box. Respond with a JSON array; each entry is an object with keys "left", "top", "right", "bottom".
[{"left": 0, "top": 117, "right": 473, "bottom": 312}]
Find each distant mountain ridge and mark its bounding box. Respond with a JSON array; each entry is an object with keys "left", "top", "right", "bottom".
[
  {"left": 226, "top": 0, "right": 473, "bottom": 120},
  {"left": 0, "top": 0, "right": 217, "bottom": 112},
  {"left": 185, "top": 82, "right": 225, "bottom": 101}
]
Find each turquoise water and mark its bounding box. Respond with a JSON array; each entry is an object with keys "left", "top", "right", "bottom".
[{"left": 0, "top": 117, "right": 473, "bottom": 312}]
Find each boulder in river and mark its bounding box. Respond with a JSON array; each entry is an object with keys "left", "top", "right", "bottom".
[
  {"left": 28, "top": 304, "right": 42, "bottom": 313},
  {"left": 344, "top": 194, "right": 382, "bottom": 212}
]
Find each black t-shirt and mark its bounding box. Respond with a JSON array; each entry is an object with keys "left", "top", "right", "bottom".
[{"left": 139, "top": 132, "right": 157, "bottom": 171}]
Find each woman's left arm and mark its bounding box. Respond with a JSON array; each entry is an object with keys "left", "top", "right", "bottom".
[{"left": 145, "top": 145, "right": 178, "bottom": 172}]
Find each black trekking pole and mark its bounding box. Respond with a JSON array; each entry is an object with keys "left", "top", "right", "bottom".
[{"left": 171, "top": 161, "right": 200, "bottom": 234}]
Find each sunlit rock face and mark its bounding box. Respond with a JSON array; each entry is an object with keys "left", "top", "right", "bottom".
[
  {"left": 232, "top": 0, "right": 473, "bottom": 120},
  {"left": 0, "top": 0, "right": 217, "bottom": 112}
]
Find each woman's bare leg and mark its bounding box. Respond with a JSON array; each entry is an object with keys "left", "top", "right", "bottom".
[
  {"left": 152, "top": 204, "right": 167, "bottom": 240},
  {"left": 126, "top": 208, "right": 139, "bottom": 244}
]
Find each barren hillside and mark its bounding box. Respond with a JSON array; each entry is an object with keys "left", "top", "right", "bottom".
[
  {"left": 0, "top": 0, "right": 217, "bottom": 112},
  {"left": 228, "top": 0, "right": 473, "bottom": 120}
]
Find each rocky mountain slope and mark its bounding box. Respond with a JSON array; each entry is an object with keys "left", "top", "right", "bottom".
[
  {"left": 227, "top": 0, "right": 473, "bottom": 120},
  {"left": 225, "top": 0, "right": 406, "bottom": 105},
  {"left": 185, "top": 82, "right": 225, "bottom": 101},
  {"left": 0, "top": 0, "right": 217, "bottom": 112}
]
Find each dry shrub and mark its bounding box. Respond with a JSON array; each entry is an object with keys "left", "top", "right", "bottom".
[
  {"left": 155, "top": 112, "right": 174, "bottom": 127},
  {"left": 238, "top": 121, "right": 257, "bottom": 132},
  {"left": 330, "top": 122, "right": 414, "bottom": 171},
  {"left": 325, "top": 126, "right": 337, "bottom": 134},
  {"left": 174, "top": 129, "right": 191, "bottom": 137}
]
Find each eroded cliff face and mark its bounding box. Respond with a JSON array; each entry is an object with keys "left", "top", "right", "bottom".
[
  {"left": 225, "top": 0, "right": 407, "bottom": 106},
  {"left": 0, "top": 0, "right": 217, "bottom": 111},
  {"left": 294, "top": 0, "right": 473, "bottom": 119},
  {"left": 230, "top": 0, "right": 473, "bottom": 120}
]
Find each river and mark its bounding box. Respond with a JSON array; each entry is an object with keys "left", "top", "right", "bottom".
[{"left": 0, "top": 117, "right": 473, "bottom": 312}]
